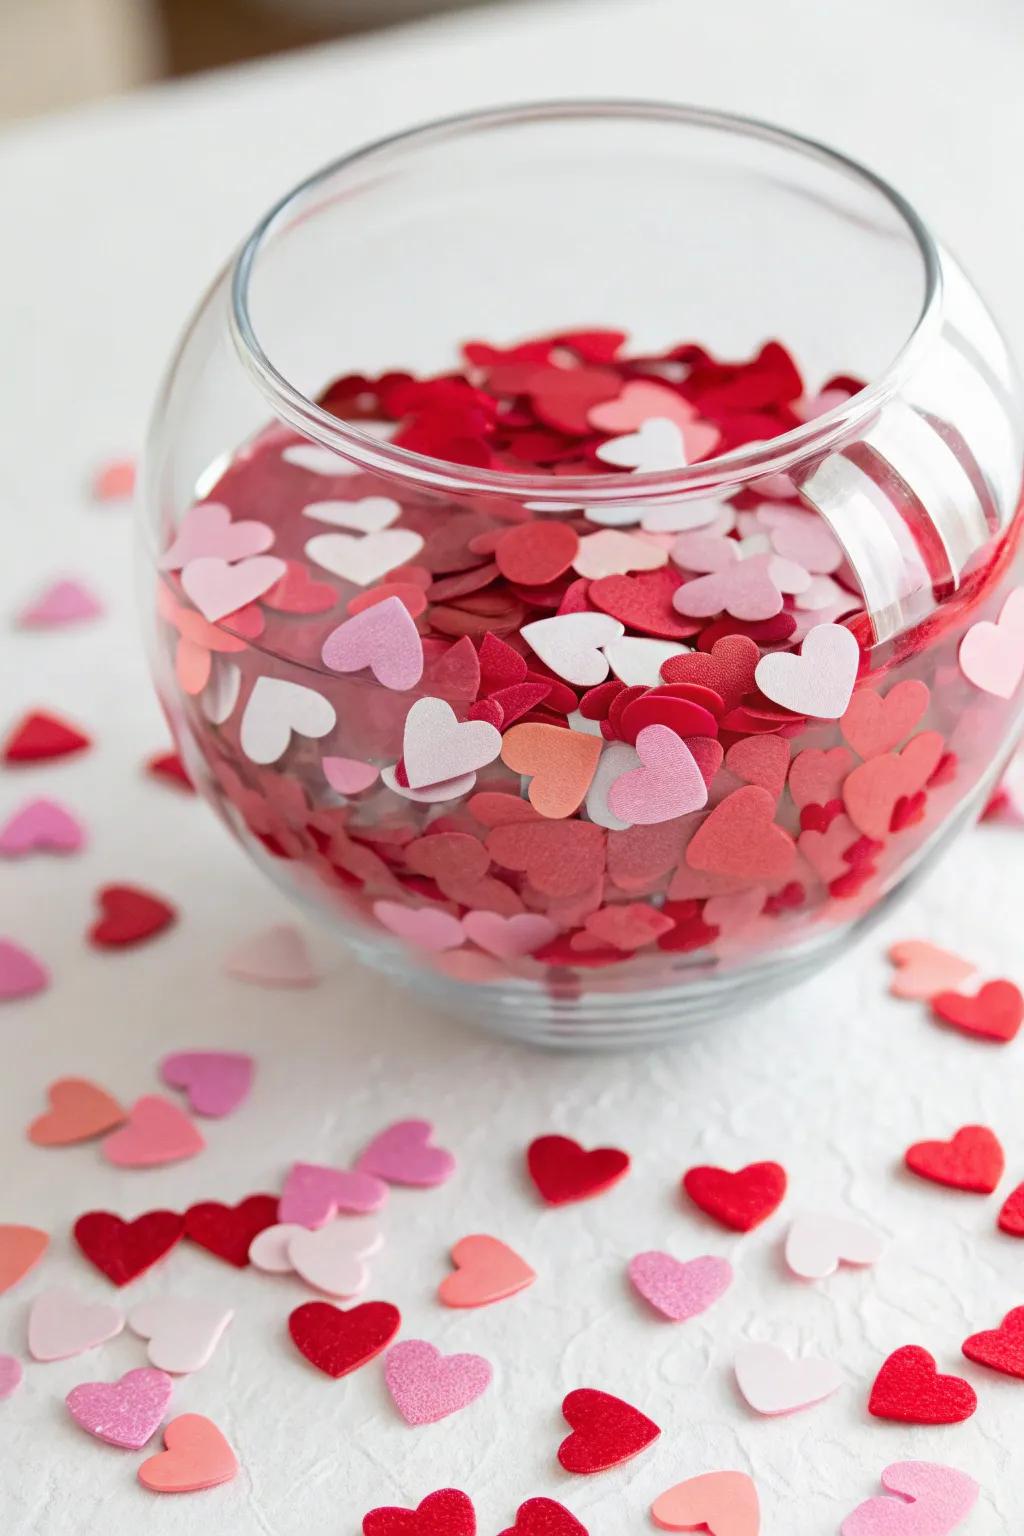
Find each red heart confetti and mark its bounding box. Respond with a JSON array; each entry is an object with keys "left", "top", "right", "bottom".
[
  {"left": 930, "top": 980, "right": 1023, "bottom": 1042},
  {"left": 288, "top": 1299, "right": 401, "bottom": 1378},
  {"left": 73, "top": 1210, "right": 185, "bottom": 1286},
  {"left": 145, "top": 750, "right": 194, "bottom": 792},
  {"left": 88, "top": 885, "right": 177, "bottom": 948},
  {"left": 998, "top": 1182, "right": 1024, "bottom": 1236},
  {"left": 497, "top": 1498, "right": 588, "bottom": 1535},
  {"left": 682, "top": 1161, "right": 787, "bottom": 1231},
  {"left": 363, "top": 1490, "right": 477, "bottom": 1536},
  {"left": 962, "top": 1306, "right": 1024, "bottom": 1379},
  {"left": 183, "top": 1195, "right": 279, "bottom": 1268},
  {"left": 557, "top": 1387, "right": 660, "bottom": 1473},
  {"left": 526, "top": 1135, "right": 630, "bottom": 1206},
  {"left": 868, "top": 1345, "right": 977, "bottom": 1424},
  {"left": 3, "top": 709, "right": 91, "bottom": 763},
  {"left": 904, "top": 1125, "right": 1004, "bottom": 1194}
]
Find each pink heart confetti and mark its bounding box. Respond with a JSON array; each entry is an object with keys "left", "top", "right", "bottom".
[
  {"left": 239, "top": 677, "right": 336, "bottom": 765},
  {"left": 160, "top": 1051, "right": 254, "bottom": 1117},
  {"left": 959, "top": 587, "right": 1024, "bottom": 698},
  {"left": 384, "top": 1339, "right": 492, "bottom": 1424},
  {"left": 321, "top": 596, "right": 424, "bottom": 691},
  {"left": 279, "top": 1162, "right": 388, "bottom": 1227},
  {"left": 128, "top": 1298, "right": 233, "bottom": 1374},
  {"left": 628, "top": 1251, "right": 733, "bottom": 1322},
  {"left": 590, "top": 380, "right": 702, "bottom": 434},
  {"left": 572, "top": 530, "right": 667, "bottom": 580},
  {"left": 0, "top": 1355, "right": 23, "bottom": 1400},
  {"left": 608, "top": 724, "right": 708, "bottom": 825},
  {"left": 0, "top": 798, "right": 85, "bottom": 857},
  {"left": 674, "top": 554, "right": 808, "bottom": 622},
  {"left": 305, "top": 529, "right": 424, "bottom": 585},
  {"left": 462, "top": 910, "right": 558, "bottom": 960},
  {"left": 754, "top": 622, "right": 860, "bottom": 718},
  {"left": 180, "top": 554, "right": 286, "bottom": 623},
  {"left": 101, "top": 1095, "right": 205, "bottom": 1168},
  {"left": 323, "top": 756, "right": 380, "bottom": 795},
  {"left": 734, "top": 1341, "right": 843, "bottom": 1415},
  {"left": 287, "top": 1216, "right": 384, "bottom": 1297},
  {"left": 248, "top": 1223, "right": 307, "bottom": 1273},
  {"left": 402, "top": 697, "right": 502, "bottom": 788},
  {"left": 841, "top": 1461, "right": 980, "bottom": 1536},
  {"left": 356, "top": 1119, "right": 456, "bottom": 1187},
  {"left": 0, "top": 939, "right": 49, "bottom": 1001},
  {"left": 887, "top": 941, "right": 976, "bottom": 1001},
  {"left": 652, "top": 1470, "right": 760, "bottom": 1534},
  {"left": 159, "top": 503, "right": 275, "bottom": 570},
  {"left": 66, "top": 1366, "right": 173, "bottom": 1449},
  {"left": 224, "top": 926, "right": 320, "bottom": 988},
  {"left": 16, "top": 578, "right": 103, "bottom": 627},
  {"left": 373, "top": 900, "right": 466, "bottom": 953},
  {"left": 784, "top": 1214, "right": 884, "bottom": 1279},
  {"left": 758, "top": 504, "right": 843, "bottom": 573},
  {"left": 301, "top": 496, "right": 401, "bottom": 532},
  {"left": 28, "top": 1287, "right": 125, "bottom": 1361},
  {"left": 282, "top": 443, "right": 360, "bottom": 477},
  {"left": 91, "top": 457, "right": 136, "bottom": 501}
]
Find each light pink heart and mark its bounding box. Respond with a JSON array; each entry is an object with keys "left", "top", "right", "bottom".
[
  {"left": 402, "top": 697, "right": 501, "bottom": 789},
  {"left": 754, "top": 622, "right": 860, "bottom": 719},
  {"left": 589, "top": 380, "right": 701, "bottom": 434},
  {"left": 357, "top": 1118, "right": 456, "bottom": 1187},
  {"left": 65, "top": 1366, "right": 173, "bottom": 1449},
  {"left": 759, "top": 505, "right": 843, "bottom": 573},
  {"left": 0, "top": 799, "right": 85, "bottom": 857},
  {"left": 0, "top": 939, "right": 49, "bottom": 1001},
  {"left": 29, "top": 1287, "right": 124, "bottom": 1361},
  {"left": 128, "top": 1298, "right": 233, "bottom": 1374},
  {"left": 160, "top": 503, "right": 275, "bottom": 570},
  {"left": 887, "top": 941, "right": 976, "bottom": 1001},
  {"left": 734, "top": 1341, "right": 843, "bottom": 1415},
  {"left": 841, "top": 1461, "right": 980, "bottom": 1536},
  {"left": 628, "top": 1251, "right": 733, "bottom": 1321},
  {"left": 652, "top": 1470, "right": 760, "bottom": 1534},
  {"left": 384, "top": 1339, "right": 492, "bottom": 1424},
  {"left": 101, "top": 1095, "right": 204, "bottom": 1167},
  {"left": 959, "top": 588, "right": 1024, "bottom": 698},
  {"left": 785, "top": 1214, "right": 883, "bottom": 1279},
  {"left": 462, "top": 910, "right": 557, "bottom": 961},
  {"left": 180, "top": 554, "right": 286, "bottom": 623},
  {"left": 608, "top": 724, "right": 708, "bottom": 825},
  {"left": 373, "top": 900, "right": 466, "bottom": 953},
  {"left": 0, "top": 1355, "right": 23, "bottom": 1399},
  {"left": 287, "top": 1216, "right": 383, "bottom": 1297},
  {"left": 321, "top": 595, "right": 424, "bottom": 691},
  {"left": 671, "top": 530, "right": 740, "bottom": 573},
  {"left": 160, "top": 1051, "right": 254, "bottom": 1117},
  {"left": 249, "top": 1223, "right": 307, "bottom": 1272},
  {"left": 278, "top": 1162, "right": 388, "bottom": 1228},
  {"left": 674, "top": 554, "right": 806, "bottom": 621},
  {"left": 225, "top": 925, "right": 319, "bottom": 988},
  {"left": 323, "top": 756, "right": 380, "bottom": 795},
  {"left": 17, "top": 578, "right": 103, "bottom": 627}
]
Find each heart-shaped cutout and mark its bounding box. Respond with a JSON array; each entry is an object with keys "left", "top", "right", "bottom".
[
  {"left": 608, "top": 724, "right": 708, "bottom": 825},
  {"left": 101, "top": 1095, "right": 204, "bottom": 1168},
  {"left": 160, "top": 1051, "right": 254, "bottom": 1117},
  {"left": 501, "top": 722, "right": 603, "bottom": 819},
  {"left": 29, "top": 1286, "right": 124, "bottom": 1360},
  {"left": 652, "top": 1470, "right": 760, "bottom": 1534},
  {"left": 628, "top": 1251, "right": 733, "bottom": 1321},
  {"left": 322, "top": 595, "right": 424, "bottom": 691},
  {"left": 384, "top": 1338, "right": 493, "bottom": 1424},
  {"left": 239, "top": 677, "right": 336, "bottom": 765},
  {"left": 29, "top": 1077, "right": 125, "bottom": 1145},
  {"left": 357, "top": 1119, "right": 456, "bottom": 1187},
  {"left": 439, "top": 1235, "right": 535, "bottom": 1308},
  {"left": 137, "top": 1412, "right": 238, "bottom": 1492},
  {"left": 129, "top": 1297, "right": 233, "bottom": 1374},
  {"left": 66, "top": 1366, "right": 173, "bottom": 1449}
]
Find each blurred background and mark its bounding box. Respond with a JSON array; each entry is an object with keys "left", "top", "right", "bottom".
[{"left": 1, "top": 0, "right": 509, "bottom": 120}]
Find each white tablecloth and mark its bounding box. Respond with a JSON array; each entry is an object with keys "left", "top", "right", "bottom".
[{"left": 2, "top": 2, "right": 1023, "bottom": 1530}]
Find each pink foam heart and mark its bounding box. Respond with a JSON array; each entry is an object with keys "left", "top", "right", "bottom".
[
  {"left": 572, "top": 530, "right": 667, "bottom": 580},
  {"left": 160, "top": 503, "right": 275, "bottom": 570},
  {"left": 225, "top": 926, "right": 319, "bottom": 987},
  {"left": 959, "top": 587, "right": 1024, "bottom": 698},
  {"left": 628, "top": 1251, "right": 733, "bottom": 1321},
  {"left": 17, "top": 578, "right": 103, "bottom": 627},
  {"left": 0, "top": 939, "right": 49, "bottom": 1001},
  {"left": 321, "top": 595, "right": 424, "bottom": 692},
  {"left": 65, "top": 1366, "right": 173, "bottom": 1449},
  {"left": 754, "top": 622, "right": 860, "bottom": 718},
  {"left": 785, "top": 1214, "right": 884, "bottom": 1279},
  {"left": 287, "top": 1215, "right": 383, "bottom": 1297},
  {"left": 0, "top": 1355, "right": 23, "bottom": 1400},
  {"left": 29, "top": 1287, "right": 124, "bottom": 1361},
  {"left": 373, "top": 900, "right": 466, "bottom": 953},
  {"left": 248, "top": 1222, "right": 307, "bottom": 1272},
  {"left": 0, "top": 799, "right": 85, "bottom": 857},
  {"left": 402, "top": 697, "right": 502, "bottom": 789},
  {"left": 384, "top": 1338, "right": 492, "bottom": 1424},
  {"left": 357, "top": 1118, "right": 456, "bottom": 1187},
  {"left": 101, "top": 1095, "right": 204, "bottom": 1167},
  {"left": 323, "top": 756, "right": 380, "bottom": 795},
  {"left": 589, "top": 380, "right": 701, "bottom": 435},
  {"left": 759, "top": 505, "right": 843, "bottom": 573},
  {"left": 160, "top": 1051, "right": 254, "bottom": 1117},
  {"left": 180, "top": 554, "right": 286, "bottom": 623},
  {"left": 279, "top": 1162, "right": 388, "bottom": 1228},
  {"left": 608, "top": 724, "right": 708, "bottom": 825},
  {"left": 128, "top": 1298, "right": 233, "bottom": 1373},
  {"left": 674, "top": 554, "right": 807, "bottom": 621},
  {"left": 887, "top": 941, "right": 976, "bottom": 1001},
  {"left": 734, "top": 1341, "right": 843, "bottom": 1415},
  {"left": 462, "top": 910, "right": 558, "bottom": 961},
  {"left": 652, "top": 1470, "right": 760, "bottom": 1534},
  {"left": 841, "top": 1461, "right": 979, "bottom": 1536}
]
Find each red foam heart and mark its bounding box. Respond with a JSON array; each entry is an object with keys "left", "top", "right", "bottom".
[
  {"left": 904, "top": 1125, "right": 1004, "bottom": 1193},
  {"left": 527, "top": 1135, "right": 630, "bottom": 1206},
  {"left": 479, "top": 631, "right": 528, "bottom": 693},
  {"left": 618, "top": 693, "right": 718, "bottom": 745},
  {"left": 497, "top": 1498, "right": 587, "bottom": 1535},
  {"left": 3, "top": 709, "right": 91, "bottom": 763},
  {"left": 183, "top": 1194, "right": 279, "bottom": 1268},
  {"left": 289, "top": 1299, "right": 401, "bottom": 1378},
  {"left": 998, "top": 1181, "right": 1024, "bottom": 1236},
  {"left": 486, "top": 820, "right": 606, "bottom": 899},
  {"left": 146, "top": 750, "right": 193, "bottom": 792},
  {"left": 725, "top": 735, "right": 790, "bottom": 798},
  {"left": 962, "top": 1306, "right": 1024, "bottom": 1379},
  {"left": 868, "top": 1345, "right": 977, "bottom": 1424},
  {"left": 685, "top": 786, "right": 796, "bottom": 881},
  {"left": 557, "top": 1387, "right": 660, "bottom": 1474},
  {"left": 659, "top": 636, "right": 761, "bottom": 709},
  {"left": 495, "top": 521, "right": 579, "bottom": 586},
  {"left": 73, "top": 1209, "right": 184, "bottom": 1286},
  {"left": 88, "top": 885, "right": 177, "bottom": 948},
  {"left": 931, "top": 981, "right": 1023, "bottom": 1042},
  {"left": 589, "top": 568, "right": 698, "bottom": 640},
  {"left": 682, "top": 1161, "right": 787, "bottom": 1231},
  {"left": 840, "top": 678, "right": 930, "bottom": 758},
  {"left": 362, "top": 1489, "right": 476, "bottom": 1536}
]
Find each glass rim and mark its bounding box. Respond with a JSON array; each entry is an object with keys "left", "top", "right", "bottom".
[{"left": 229, "top": 98, "right": 943, "bottom": 501}]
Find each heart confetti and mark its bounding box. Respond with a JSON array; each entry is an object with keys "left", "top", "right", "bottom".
[
  {"left": 841, "top": 1461, "right": 979, "bottom": 1536},
  {"left": 363, "top": 1490, "right": 477, "bottom": 1536},
  {"left": 784, "top": 1214, "right": 884, "bottom": 1279},
  {"left": 288, "top": 1299, "right": 401, "bottom": 1377},
  {"left": 439, "top": 1235, "right": 536, "bottom": 1308},
  {"left": 160, "top": 1051, "right": 254, "bottom": 1117},
  {"left": 66, "top": 1366, "right": 173, "bottom": 1449},
  {"left": 402, "top": 697, "right": 502, "bottom": 788},
  {"left": 88, "top": 885, "right": 176, "bottom": 948},
  {"left": 279, "top": 1162, "right": 388, "bottom": 1226},
  {"left": 930, "top": 979, "right": 1023, "bottom": 1042},
  {"left": 998, "top": 1181, "right": 1024, "bottom": 1236},
  {"left": 74, "top": 1210, "right": 185, "bottom": 1286},
  {"left": 17, "top": 577, "right": 103, "bottom": 628},
  {"left": 287, "top": 1215, "right": 383, "bottom": 1297},
  {"left": 497, "top": 1499, "right": 587, "bottom": 1536},
  {"left": 887, "top": 941, "right": 976, "bottom": 1000},
  {"left": 628, "top": 1251, "right": 733, "bottom": 1321},
  {"left": 557, "top": 1387, "right": 660, "bottom": 1473},
  {"left": 384, "top": 1338, "right": 493, "bottom": 1425},
  {"left": 240, "top": 677, "right": 336, "bottom": 765},
  {"left": 0, "top": 939, "right": 49, "bottom": 1001},
  {"left": 322, "top": 595, "right": 424, "bottom": 691},
  {"left": 101, "top": 1095, "right": 204, "bottom": 1167},
  {"left": 184, "top": 1194, "right": 279, "bottom": 1267},
  {"left": 0, "top": 1225, "right": 49, "bottom": 1294},
  {"left": 128, "top": 1297, "right": 233, "bottom": 1373},
  {"left": 734, "top": 1340, "right": 843, "bottom": 1415},
  {"left": 28, "top": 1286, "right": 125, "bottom": 1360},
  {"left": 137, "top": 1412, "right": 238, "bottom": 1493},
  {"left": 868, "top": 1346, "right": 977, "bottom": 1424},
  {"left": 356, "top": 1119, "right": 456, "bottom": 1187},
  {"left": 501, "top": 721, "right": 602, "bottom": 819},
  {"left": 904, "top": 1125, "right": 1004, "bottom": 1193},
  {"left": 754, "top": 622, "right": 860, "bottom": 718},
  {"left": 651, "top": 1471, "right": 760, "bottom": 1534},
  {"left": 0, "top": 1356, "right": 23, "bottom": 1400},
  {"left": 0, "top": 798, "right": 85, "bottom": 857},
  {"left": 959, "top": 587, "right": 1024, "bottom": 697},
  {"left": 682, "top": 1162, "right": 787, "bottom": 1231},
  {"left": 526, "top": 1135, "right": 630, "bottom": 1205},
  {"left": 962, "top": 1305, "right": 1024, "bottom": 1379},
  {"left": 224, "top": 924, "right": 320, "bottom": 987}
]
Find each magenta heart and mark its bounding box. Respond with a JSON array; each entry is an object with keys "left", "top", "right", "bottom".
[
  {"left": 321, "top": 595, "right": 424, "bottom": 691},
  {"left": 608, "top": 724, "right": 709, "bottom": 826},
  {"left": 278, "top": 1161, "right": 388, "bottom": 1227},
  {"left": 841, "top": 1460, "right": 979, "bottom": 1536},
  {"left": 0, "top": 939, "right": 49, "bottom": 1001},
  {"left": 18, "top": 578, "right": 103, "bottom": 627},
  {"left": 160, "top": 502, "right": 275, "bottom": 569},
  {"left": 65, "top": 1366, "right": 173, "bottom": 1449},
  {"left": 0, "top": 1354, "right": 23, "bottom": 1399},
  {"left": 628, "top": 1251, "right": 733, "bottom": 1321},
  {"left": 160, "top": 1051, "right": 254, "bottom": 1117},
  {"left": 356, "top": 1119, "right": 456, "bottom": 1187},
  {"left": 384, "top": 1339, "right": 492, "bottom": 1424},
  {"left": 180, "top": 554, "right": 286, "bottom": 623},
  {"left": 0, "top": 798, "right": 85, "bottom": 857}
]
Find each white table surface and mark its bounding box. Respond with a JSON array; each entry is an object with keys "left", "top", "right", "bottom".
[{"left": 2, "top": 2, "right": 1024, "bottom": 1530}]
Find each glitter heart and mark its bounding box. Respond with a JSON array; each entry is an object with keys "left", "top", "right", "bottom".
[
  {"left": 520, "top": 611, "right": 625, "bottom": 686},
  {"left": 784, "top": 1214, "right": 884, "bottom": 1279},
  {"left": 305, "top": 528, "right": 425, "bottom": 585},
  {"left": 239, "top": 677, "right": 336, "bottom": 765},
  {"left": 66, "top": 1366, "right": 173, "bottom": 1449},
  {"left": 363, "top": 1490, "right": 477, "bottom": 1536},
  {"left": 527, "top": 1135, "right": 630, "bottom": 1205},
  {"left": 279, "top": 1162, "right": 387, "bottom": 1227},
  {"left": 160, "top": 1051, "right": 254, "bottom": 1117},
  {"left": 16, "top": 577, "right": 103, "bottom": 627},
  {"left": 841, "top": 1461, "right": 979, "bottom": 1536},
  {"left": 28, "top": 1286, "right": 125, "bottom": 1361},
  {"left": 0, "top": 938, "right": 49, "bottom": 1001},
  {"left": 557, "top": 1387, "right": 660, "bottom": 1473},
  {"left": 959, "top": 586, "right": 1024, "bottom": 698},
  {"left": 402, "top": 696, "right": 502, "bottom": 789},
  {"left": 180, "top": 553, "right": 286, "bottom": 622},
  {"left": 129, "top": 1298, "right": 233, "bottom": 1373},
  {"left": 682, "top": 1161, "right": 787, "bottom": 1231},
  {"left": 734, "top": 1340, "right": 844, "bottom": 1415},
  {"left": 321, "top": 595, "right": 424, "bottom": 691},
  {"left": 439, "top": 1235, "right": 536, "bottom": 1308},
  {"left": 868, "top": 1346, "right": 977, "bottom": 1424},
  {"left": 357, "top": 1119, "right": 456, "bottom": 1187},
  {"left": 607, "top": 724, "right": 708, "bottom": 825},
  {"left": 962, "top": 1305, "right": 1024, "bottom": 1379},
  {"left": 137, "top": 1412, "right": 238, "bottom": 1492},
  {"left": 0, "top": 1225, "right": 49, "bottom": 1294},
  {"left": 384, "top": 1338, "right": 492, "bottom": 1424},
  {"left": 500, "top": 721, "right": 603, "bottom": 819},
  {"left": 754, "top": 622, "right": 860, "bottom": 718},
  {"left": 904, "top": 1125, "right": 1004, "bottom": 1193},
  {"left": 289, "top": 1299, "right": 401, "bottom": 1377},
  {"left": 497, "top": 1498, "right": 587, "bottom": 1536},
  {"left": 628, "top": 1251, "right": 733, "bottom": 1321},
  {"left": 101, "top": 1096, "right": 204, "bottom": 1168},
  {"left": 887, "top": 941, "right": 976, "bottom": 1001},
  {"left": 652, "top": 1470, "right": 760, "bottom": 1534},
  {"left": 160, "top": 502, "right": 275, "bottom": 569}
]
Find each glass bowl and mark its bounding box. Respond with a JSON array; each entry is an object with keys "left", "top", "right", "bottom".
[{"left": 142, "top": 102, "right": 1024, "bottom": 1048}]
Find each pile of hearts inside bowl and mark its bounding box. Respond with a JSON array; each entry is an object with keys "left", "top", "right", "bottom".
[{"left": 151, "top": 331, "right": 1023, "bottom": 992}]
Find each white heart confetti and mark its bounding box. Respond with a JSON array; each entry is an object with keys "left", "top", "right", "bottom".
[{"left": 239, "top": 677, "right": 336, "bottom": 765}]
